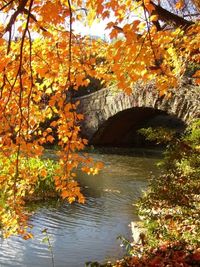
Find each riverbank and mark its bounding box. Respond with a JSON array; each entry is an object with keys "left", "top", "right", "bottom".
[{"left": 90, "top": 244, "right": 200, "bottom": 266}]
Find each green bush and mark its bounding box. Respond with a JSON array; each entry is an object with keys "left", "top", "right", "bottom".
[
  {"left": 0, "top": 154, "right": 60, "bottom": 202},
  {"left": 138, "top": 119, "right": 200, "bottom": 247},
  {"left": 26, "top": 157, "right": 60, "bottom": 198}
]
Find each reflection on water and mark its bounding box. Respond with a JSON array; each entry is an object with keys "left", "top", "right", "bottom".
[{"left": 0, "top": 150, "right": 160, "bottom": 267}]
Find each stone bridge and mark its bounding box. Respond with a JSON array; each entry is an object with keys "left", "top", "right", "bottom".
[{"left": 74, "top": 81, "right": 200, "bottom": 146}]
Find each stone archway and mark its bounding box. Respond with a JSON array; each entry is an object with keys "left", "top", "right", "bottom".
[
  {"left": 90, "top": 107, "right": 186, "bottom": 147},
  {"left": 74, "top": 82, "right": 200, "bottom": 143}
]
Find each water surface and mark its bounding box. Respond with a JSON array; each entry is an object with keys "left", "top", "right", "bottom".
[{"left": 0, "top": 150, "right": 160, "bottom": 267}]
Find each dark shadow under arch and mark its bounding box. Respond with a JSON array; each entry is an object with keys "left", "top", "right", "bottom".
[{"left": 90, "top": 107, "right": 186, "bottom": 147}]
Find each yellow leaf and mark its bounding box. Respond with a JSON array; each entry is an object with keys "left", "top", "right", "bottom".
[
  {"left": 68, "top": 196, "right": 75, "bottom": 203},
  {"left": 45, "top": 88, "right": 52, "bottom": 95},
  {"left": 87, "top": 9, "right": 96, "bottom": 27},
  {"left": 150, "top": 15, "right": 159, "bottom": 22}
]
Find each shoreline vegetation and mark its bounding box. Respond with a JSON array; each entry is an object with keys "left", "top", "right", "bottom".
[
  {"left": 0, "top": 146, "right": 160, "bottom": 206},
  {"left": 86, "top": 120, "right": 200, "bottom": 266}
]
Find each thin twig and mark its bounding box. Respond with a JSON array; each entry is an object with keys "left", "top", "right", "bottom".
[
  {"left": 67, "top": 0, "right": 73, "bottom": 86},
  {"left": 14, "top": 0, "right": 34, "bottom": 201},
  {"left": 143, "top": 2, "right": 158, "bottom": 66},
  {"left": 27, "top": 28, "right": 34, "bottom": 132}
]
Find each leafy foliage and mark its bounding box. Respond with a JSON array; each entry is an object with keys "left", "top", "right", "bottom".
[
  {"left": 0, "top": 0, "right": 200, "bottom": 237},
  {"left": 86, "top": 242, "right": 200, "bottom": 266},
  {"left": 0, "top": 154, "right": 59, "bottom": 237},
  {"left": 112, "top": 242, "right": 200, "bottom": 267},
  {"left": 138, "top": 120, "right": 200, "bottom": 247}
]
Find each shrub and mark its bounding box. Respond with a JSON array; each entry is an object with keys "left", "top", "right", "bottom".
[{"left": 138, "top": 119, "right": 200, "bottom": 247}]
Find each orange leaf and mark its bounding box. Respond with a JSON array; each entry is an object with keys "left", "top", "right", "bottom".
[
  {"left": 61, "top": 190, "right": 69, "bottom": 199},
  {"left": 50, "top": 121, "right": 57, "bottom": 127},
  {"left": 144, "top": 2, "right": 155, "bottom": 13},
  {"left": 193, "top": 70, "right": 200, "bottom": 77},
  {"left": 40, "top": 169, "right": 47, "bottom": 177},
  {"left": 194, "top": 78, "right": 200, "bottom": 85},
  {"left": 46, "top": 135, "right": 55, "bottom": 143},
  {"left": 175, "top": 0, "right": 184, "bottom": 9},
  {"left": 23, "top": 233, "right": 33, "bottom": 240}
]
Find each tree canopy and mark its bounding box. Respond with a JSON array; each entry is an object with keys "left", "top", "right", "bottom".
[{"left": 0, "top": 0, "right": 199, "bottom": 238}]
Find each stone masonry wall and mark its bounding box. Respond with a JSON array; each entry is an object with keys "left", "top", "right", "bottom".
[{"left": 74, "top": 82, "right": 200, "bottom": 140}]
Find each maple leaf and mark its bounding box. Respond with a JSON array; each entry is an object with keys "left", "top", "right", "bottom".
[
  {"left": 144, "top": 1, "right": 155, "bottom": 13},
  {"left": 46, "top": 135, "right": 55, "bottom": 143},
  {"left": 175, "top": 0, "right": 185, "bottom": 9}
]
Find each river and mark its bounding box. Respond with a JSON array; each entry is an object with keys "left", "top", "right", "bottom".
[{"left": 0, "top": 149, "right": 161, "bottom": 267}]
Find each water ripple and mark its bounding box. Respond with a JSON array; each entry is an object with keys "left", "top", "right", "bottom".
[{"left": 0, "top": 152, "right": 159, "bottom": 267}]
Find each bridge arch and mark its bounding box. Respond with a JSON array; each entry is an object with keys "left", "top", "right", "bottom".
[
  {"left": 90, "top": 107, "right": 186, "bottom": 146},
  {"left": 90, "top": 107, "right": 185, "bottom": 147},
  {"left": 75, "top": 82, "right": 200, "bottom": 146}
]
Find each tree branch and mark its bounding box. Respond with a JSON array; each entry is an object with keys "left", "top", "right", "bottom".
[
  {"left": 0, "top": 0, "right": 15, "bottom": 11},
  {"left": 5, "top": 0, "right": 29, "bottom": 53},
  {"left": 5, "top": 0, "right": 29, "bottom": 33},
  {"left": 23, "top": 8, "right": 47, "bottom": 32},
  {"left": 151, "top": 1, "right": 194, "bottom": 29}
]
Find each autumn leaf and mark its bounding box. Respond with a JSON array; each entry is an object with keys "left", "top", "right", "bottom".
[
  {"left": 46, "top": 135, "right": 55, "bottom": 143},
  {"left": 23, "top": 233, "right": 33, "bottom": 240},
  {"left": 144, "top": 1, "right": 155, "bottom": 13},
  {"left": 40, "top": 168, "right": 47, "bottom": 177},
  {"left": 68, "top": 196, "right": 75, "bottom": 203},
  {"left": 87, "top": 9, "right": 96, "bottom": 27},
  {"left": 175, "top": 0, "right": 185, "bottom": 9},
  {"left": 61, "top": 190, "right": 69, "bottom": 199},
  {"left": 193, "top": 70, "right": 200, "bottom": 77},
  {"left": 150, "top": 14, "right": 159, "bottom": 22}
]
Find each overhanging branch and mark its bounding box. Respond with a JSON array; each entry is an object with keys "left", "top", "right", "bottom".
[{"left": 151, "top": 1, "right": 194, "bottom": 29}]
